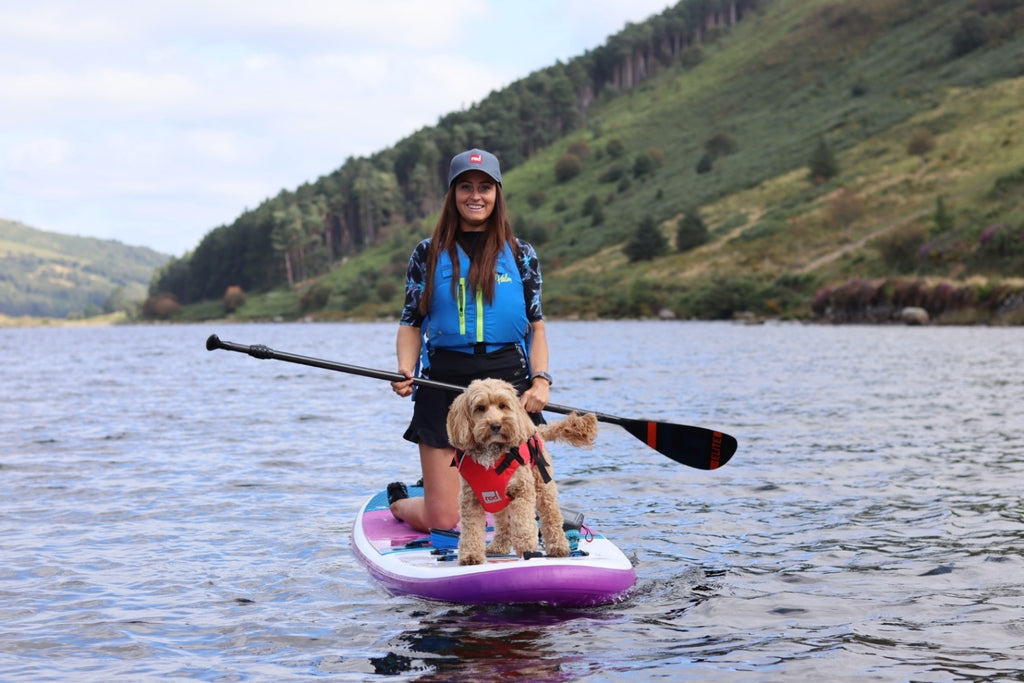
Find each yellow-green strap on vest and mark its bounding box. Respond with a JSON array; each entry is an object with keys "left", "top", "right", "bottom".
[
  {"left": 475, "top": 289, "right": 484, "bottom": 342},
  {"left": 455, "top": 276, "right": 486, "bottom": 343},
  {"left": 457, "top": 278, "right": 466, "bottom": 335}
]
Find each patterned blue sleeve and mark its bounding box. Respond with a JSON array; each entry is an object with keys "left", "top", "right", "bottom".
[
  {"left": 516, "top": 238, "right": 544, "bottom": 322},
  {"left": 400, "top": 239, "right": 431, "bottom": 327}
]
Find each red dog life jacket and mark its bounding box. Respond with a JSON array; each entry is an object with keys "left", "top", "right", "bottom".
[{"left": 454, "top": 434, "right": 551, "bottom": 513}]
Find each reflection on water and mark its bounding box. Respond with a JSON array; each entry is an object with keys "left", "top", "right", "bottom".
[{"left": 1, "top": 321, "right": 1023, "bottom": 680}]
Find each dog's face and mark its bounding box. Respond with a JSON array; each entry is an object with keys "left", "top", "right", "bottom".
[{"left": 447, "top": 378, "right": 536, "bottom": 454}]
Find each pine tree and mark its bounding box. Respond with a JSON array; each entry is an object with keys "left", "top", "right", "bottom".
[
  {"left": 807, "top": 136, "right": 839, "bottom": 183},
  {"left": 624, "top": 215, "right": 668, "bottom": 262},
  {"left": 676, "top": 209, "right": 709, "bottom": 252}
]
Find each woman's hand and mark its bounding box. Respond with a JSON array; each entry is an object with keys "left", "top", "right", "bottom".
[
  {"left": 391, "top": 370, "right": 415, "bottom": 397},
  {"left": 521, "top": 376, "right": 550, "bottom": 413}
]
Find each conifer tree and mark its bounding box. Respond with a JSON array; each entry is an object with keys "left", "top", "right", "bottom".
[
  {"left": 808, "top": 136, "right": 839, "bottom": 183},
  {"left": 624, "top": 215, "right": 668, "bottom": 262},
  {"left": 676, "top": 209, "right": 709, "bottom": 252}
]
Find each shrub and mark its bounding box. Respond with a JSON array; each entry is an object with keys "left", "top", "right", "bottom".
[
  {"left": 951, "top": 12, "right": 991, "bottom": 57},
  {"left": 696, "top": 152, "right": 714, "bottom": 174},
  {"left": 375, "top": 280, "right": 398, "bottom": 302},
  {"left": 606, "top": 139, "right": 626, "bottom": 158},
  {"left": 808, "top": 136, "right": 839, "bottom": 183},
  {"left": 933, "top": 196, "right": 955, "bottom": 234},
  {"left": 623, "top": 215, "right": 667, "bottom": 262},
  {"left": 554, "top": 153, "right": 583, "bottom": 183},
  {"left": 141, "top": 294, "right": 181, "bottom": 320},
  {"left": 876, "top": 223, "right": 929, "bottom": 272},
  {"left": 300, "top": 282, "right": 332, "bottom": 312},
  {"left": 567, "top": 140, "right": 593, "bottom": 159},
  {"left": 704, "top": 131, "right": 739, "bottom": 158},
  {"left": 989, "top": 167, "right": 1024, "bottom": 199},
  {"left": 632, "top": 152, "right": 657, "bottom": 178},
  {"left": 599, "top": 165, "right": 626, "bottom": 183},
  {"left": 907, "top": 128, "right": 936, "bottom": 156},
  {"left": 680, "top": 45, "right": 705, "bottom": 69},
  {"left": 223, "top": 285, "right": 246, "bottom": 313},
  {"left": 977, "top": 222, "right": 1024, "bottom": 259},
  {"left": 527, "top": 190, "right": 547, "bottom": 208},
  {"left": 826, "top": 187, "right": 866, "bottom": 234},
  {"left": 685, "top": 275, "right": 763, "bottom": 319},
  {"left": 676, "top": 209, "right": 709, "bottom": 252}
]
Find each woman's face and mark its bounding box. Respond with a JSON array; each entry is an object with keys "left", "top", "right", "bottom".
[{"left": 453, "top": 170, "right": 496, "bottom": 231}]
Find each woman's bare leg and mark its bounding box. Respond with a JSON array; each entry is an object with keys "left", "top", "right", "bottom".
[{"left": 390, "top": 443, "right": 461, "bottom": 532}]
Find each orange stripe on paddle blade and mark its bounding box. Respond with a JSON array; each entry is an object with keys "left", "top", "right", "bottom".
[
  {"left": 647, "top": 422, "right": 657, "bottom": 448},
  {"left": 709, "top": 431, "right": 723, "bottom": 469}
]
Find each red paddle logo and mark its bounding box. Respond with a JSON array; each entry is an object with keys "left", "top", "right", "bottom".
[
  {"left": 470, "top": 153, "right": 483, "bottom": 165},
  {"left": 709, "top": 431, "right": 723, "bottom": 469}
]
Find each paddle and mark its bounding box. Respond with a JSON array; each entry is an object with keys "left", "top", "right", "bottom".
[{"left": 205, "top": 334, "right": 736, "bottom": 470}]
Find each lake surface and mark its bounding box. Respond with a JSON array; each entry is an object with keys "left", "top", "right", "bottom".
[{"left": 1, "top": 320, "right": 1022, "bottom": 681}]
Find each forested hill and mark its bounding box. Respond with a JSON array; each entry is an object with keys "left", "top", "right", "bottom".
[
  {"left": 0, "top": 219, "right": 169, "bottom": 319},
  {"left": 148, "top": 0, "right": 767, "bottom": 303},
  {"left": 150, "top": 0, "right": 1024, "bottom": 324}
]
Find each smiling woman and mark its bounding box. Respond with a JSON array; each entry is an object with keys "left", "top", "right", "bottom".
[{"left": 386, "top": 148, "right": 555, "bottom": 533}]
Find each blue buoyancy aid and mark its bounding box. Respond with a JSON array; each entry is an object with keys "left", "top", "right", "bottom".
[{"left": 425, "top": 243, "right": 529, "bottom": 353}]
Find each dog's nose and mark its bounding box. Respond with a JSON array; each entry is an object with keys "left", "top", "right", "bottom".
[{"left": 489, "top": 423, "right": 502, "bottom": 435}]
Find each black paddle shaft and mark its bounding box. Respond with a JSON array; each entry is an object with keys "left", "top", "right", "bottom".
[{"left": 205, "top": 334, "right": 736, "bottom": 470}]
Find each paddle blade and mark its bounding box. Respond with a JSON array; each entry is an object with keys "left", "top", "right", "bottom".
[{"left": 619, "top": 419, "right": 736, "bottom": 470}]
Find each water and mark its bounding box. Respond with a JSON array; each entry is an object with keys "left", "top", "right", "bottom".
[{"left": 1, "top": 320, "right": 1022, "bottom": 681}]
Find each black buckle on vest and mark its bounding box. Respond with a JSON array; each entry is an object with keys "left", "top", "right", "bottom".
[{"left": 473, "top": 342, "right": 487, "bottom": 354}]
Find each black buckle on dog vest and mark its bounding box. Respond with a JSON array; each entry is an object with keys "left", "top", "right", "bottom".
[
  {"left": 494, "top": 449, "right": 526, "bottom": 475},
  {"left": 527, "top": 434, "right": 553, "bottom": 484}
]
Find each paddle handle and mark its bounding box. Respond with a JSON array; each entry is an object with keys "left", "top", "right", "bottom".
[{"left": 210, "top": 334, "right": 602, "bottom": 411}]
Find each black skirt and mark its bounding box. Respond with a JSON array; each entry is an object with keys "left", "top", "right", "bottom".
[{"left": 402, "top": 344, "right": 544, "bottom": 448}]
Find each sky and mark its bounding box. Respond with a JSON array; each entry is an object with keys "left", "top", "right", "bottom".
[{"left": 1, "top": 0, "right": 674, "bottom": 256}]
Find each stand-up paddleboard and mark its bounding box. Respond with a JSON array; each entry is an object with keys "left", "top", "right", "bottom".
[{"left": 352, "top": 485, "right": 636, "bottom": 606}]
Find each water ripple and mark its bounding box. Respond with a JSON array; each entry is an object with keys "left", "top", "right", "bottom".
[{"left": 1, "top": 322, "right": 1023, "bottom": 680}]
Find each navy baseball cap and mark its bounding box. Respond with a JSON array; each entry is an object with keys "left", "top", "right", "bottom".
[{"left": 448, "top": 148, "right": 502, "bottom": 187}]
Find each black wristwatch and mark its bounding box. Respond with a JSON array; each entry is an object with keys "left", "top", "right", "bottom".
[{"left": 533, "top": 371, "right": 553, "bottom": 386}]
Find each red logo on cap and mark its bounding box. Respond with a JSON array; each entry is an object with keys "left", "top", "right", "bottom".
[{"left": 470, "top": 153, "right": 483, "bottom": 165}]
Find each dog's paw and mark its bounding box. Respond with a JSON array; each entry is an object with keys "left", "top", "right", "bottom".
[
  {"left": 459, "top": 553, "right": 485, "bottom": 566},
  {"left": 544, "top": 536, "right": 570, "bottom": 558},
  {"left": 485, "top": 541, "right": 511, "bottom": 555}
]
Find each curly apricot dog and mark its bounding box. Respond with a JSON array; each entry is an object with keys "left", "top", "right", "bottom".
[{"left": 446, "top": 377, "right": 598, "bottom": 566}]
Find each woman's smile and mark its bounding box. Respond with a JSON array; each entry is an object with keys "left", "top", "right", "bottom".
[{"left": 455, "top": 171, "right": 496, "bottom": 231}]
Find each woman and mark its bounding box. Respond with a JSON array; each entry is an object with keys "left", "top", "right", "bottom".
[{"left": 388, "top": 148, "right": 554, "bottom": 532}]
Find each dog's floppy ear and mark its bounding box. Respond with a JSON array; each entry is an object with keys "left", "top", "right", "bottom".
[{"left": 446, "top": 391, "right": 475, "bottom": 450}]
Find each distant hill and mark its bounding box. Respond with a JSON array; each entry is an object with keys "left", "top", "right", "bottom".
[{"left": 0, "top": 219, "right": 170, "bottom": 318}]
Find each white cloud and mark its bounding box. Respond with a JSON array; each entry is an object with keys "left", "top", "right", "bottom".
[
  {"left": 4, "top": 135, "right": 72, "bottom": 171},
  {"left": 0, "top": 0, "right": 673, "bottom": 255}
]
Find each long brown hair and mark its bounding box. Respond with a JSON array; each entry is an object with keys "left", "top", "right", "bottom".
[{"left": 418, "top": 183, "right": 519, "bottom": 317}]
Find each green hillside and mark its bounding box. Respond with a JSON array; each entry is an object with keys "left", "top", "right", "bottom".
[
  {"left": 0, "top": 219, "right": 170, "bottom": 319},
  {"left": 158, "top": 0, "right": 1024, "bottom": 324}
]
